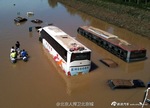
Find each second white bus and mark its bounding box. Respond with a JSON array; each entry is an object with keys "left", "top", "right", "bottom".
[{"left": 38, "top": 26, "right": 91, "bottom": 76}]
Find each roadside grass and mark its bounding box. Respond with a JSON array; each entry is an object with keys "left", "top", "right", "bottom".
[{"left": 58, "top": 0, "right": 150, "bottom": 38}]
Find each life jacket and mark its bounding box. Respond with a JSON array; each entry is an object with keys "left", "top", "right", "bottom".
[{"left": 10, "top": 52, "right": 16, "bottom": 58}]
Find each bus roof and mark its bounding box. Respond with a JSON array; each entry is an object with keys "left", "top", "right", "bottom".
[
  {"left": 42, "top": 26, "right": 91, "bottom": 53},
  {"left": 80, "top": 26, "right": 145, "bottom": 51}
]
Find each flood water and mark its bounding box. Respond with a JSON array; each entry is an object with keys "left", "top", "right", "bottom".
[{"left": 0, "top": 0, "right": 150, "bottom": 108}]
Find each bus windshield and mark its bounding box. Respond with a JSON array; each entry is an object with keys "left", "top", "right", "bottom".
[
  {"left": 71, "top": 52, "right": 91, "bottom": 62},
  {"left": 130, "top": 50, "right": 146, "bottom": 59}
]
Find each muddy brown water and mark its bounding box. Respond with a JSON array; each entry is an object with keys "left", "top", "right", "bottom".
[{"left": 0, "top": 0, "right": 150, "bottom": 108}]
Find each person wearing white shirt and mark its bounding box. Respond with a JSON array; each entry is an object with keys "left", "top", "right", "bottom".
[{"left": 10, "top": 46, "right": 15, "bottom": 52}]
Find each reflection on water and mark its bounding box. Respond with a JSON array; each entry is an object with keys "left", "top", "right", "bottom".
[
  {"left": 42, "top": 46, "right": 90, "bottom": 95},
  {"left": 0, "top": 0, "right": 150, "bottom": 108},
  {"left": 48, "top": 0, "right": 58, "bottom": 8}
]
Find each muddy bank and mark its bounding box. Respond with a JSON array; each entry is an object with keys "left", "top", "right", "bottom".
[{"left": 58, "top": 0, "right": 150, "bottom": 38}]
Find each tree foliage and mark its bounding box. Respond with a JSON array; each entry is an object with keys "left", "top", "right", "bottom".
[{"left": 77, "top": 0, "right": 150, "bottom": 10}]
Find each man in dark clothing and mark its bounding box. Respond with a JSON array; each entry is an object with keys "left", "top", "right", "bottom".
[
  {"left": 15, "top": 41, "right": 20, "bottom": 54},
  {"left": 15, "top": 41, "right": 20, "bottom": 49},
  {"left": 16, "top": 41, "right": 20, "bottom": 49}
]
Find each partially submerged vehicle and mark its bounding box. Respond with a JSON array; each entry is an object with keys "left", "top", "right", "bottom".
[
  {"left": 100, "top": 58, "right": 118, "bottom": 68},
  {"left": 108, "top": 79, "right": 145, "bottom": 89},
  {"left": 14, "top": 17, "right": 27, "bottom": 23},
  {"left": 35, "top": 26, "right": 42, "bottom": 30},
  {"left": 31, "top": 19, "right": 43, "bottom": 23},
  {"left": 38, "top": 26, "right": 91, "bottom": 76},
  {"left": 77, "top": 26, "right": 147, "bottom": 62}
]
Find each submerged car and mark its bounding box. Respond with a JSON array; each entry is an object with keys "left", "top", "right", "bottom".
[
  {"left": 14, "top": 17, "right": 27, "bottom": 23},
  {"left": 31, "top": 19, "right": 43, "bottom": 23},
  {"left": 108, "top": 79, "right": 145, "bottom": 90},
  {"left": 100, "top": 58, "right": 118, "bottom": 68}
]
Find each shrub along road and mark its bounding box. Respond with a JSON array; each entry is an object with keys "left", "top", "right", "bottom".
[{"left": 58, "top": 0, "right": 150, "bottom": 38}]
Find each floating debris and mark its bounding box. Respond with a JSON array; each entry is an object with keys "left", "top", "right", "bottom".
[
  {"left": 14, "top": 16, "right": 27, "bottom": 23},
  {"left": 35, "top": 26, "right": 42, "bottom": 30},
  {"left": 17, "top": 12, "right": 20, "bottom": 15},
  {"left": 108, "top": 79, "right": 145, "bottom": 90},
  {"left": 27, "top": 12, "right": 34, "bottom": 17},
  {"left": 48, "top": 23, "right": 53, "bottom": 26},
  {"left": 31, "top": 19, "right": 43, "bottom": 24},
  {"left": 100, "top": 58, "right": 118, "bottom": 68}
]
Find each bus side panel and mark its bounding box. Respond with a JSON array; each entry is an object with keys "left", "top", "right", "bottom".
[{"left": 43, "top": 39, "right": 68, "bottom": 73}]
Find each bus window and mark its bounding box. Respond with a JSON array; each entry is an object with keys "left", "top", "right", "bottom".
[
  {"left": 120, "top": 50, "right": 127, "bottom": 60},
  {"left": 130, "top": 50, "right": 146, "bottom": 59},
  {"left": 71, "top": 52, "right": 91, "bottom": 62},
  {"left": 64, "top": 51, "right": 67, "bottom": 61}
]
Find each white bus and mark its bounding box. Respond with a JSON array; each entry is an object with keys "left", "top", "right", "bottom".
[{"left": 38, "top": 26, "right": 91, "bottom": 76}]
